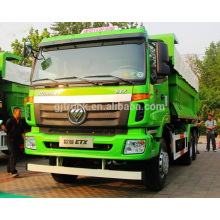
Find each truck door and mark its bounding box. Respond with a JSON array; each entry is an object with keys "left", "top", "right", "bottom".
[{"left": 148, "top": 43, "right": 169, "bottom": 127}]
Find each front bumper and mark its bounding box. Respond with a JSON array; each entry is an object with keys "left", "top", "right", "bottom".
[
  {"left": 27, "top": 163, "right": 144, "bottom": 180},
  {"left": 25, "top": 128, "right": 158, "bottom": 160}
]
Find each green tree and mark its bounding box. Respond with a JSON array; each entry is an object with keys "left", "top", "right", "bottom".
[
  {"left": 190, "top": 41, "right": 220, "bottom": 119},
  {"left": 11, "top": 39, "right": 23, "bottom": 65},
  {"left": 185, "top": 54, "right": 200, "bottom": 78},
  {"left": 0, "top": 46, "right": 3, "bottom": 52},
  {"left": 197, "top": 41, "right": 220, "bottom": 89},
  {"left": 199, "top": 85, "right": 220, "bottom": 120},
  {"left": 50, "top": 22, "right": 142, "bottom": 36},
  {"left": 11, "top": 27, "right": 50, "bottom": 67}
]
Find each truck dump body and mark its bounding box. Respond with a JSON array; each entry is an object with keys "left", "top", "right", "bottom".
[
  {"left": 151, "top": 34, "right": 199, "bottom": 119},
  {"left": 0, "top": 52, "right": 31, "bottom": 152},
  {"left": 0, "top": 52, "right": 31, "bottom": 120}
]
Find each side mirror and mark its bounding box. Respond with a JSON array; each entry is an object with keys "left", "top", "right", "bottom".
[
  {"left": 41, "top": 57, "right": 52, "bottom": 70},
  {"left": 24, "top": 41, "right": 33, "bottom": 58},
  {"left": 156, "top": 42, "right": 170, "bottom": 76}
]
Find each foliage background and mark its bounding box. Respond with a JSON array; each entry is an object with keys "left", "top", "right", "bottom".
[{"left": 186, "top": 41, "right": 220, "bottom": 123}]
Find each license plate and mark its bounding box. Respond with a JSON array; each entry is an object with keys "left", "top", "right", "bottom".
[{"left": 59, "top": 137, "right": 93, "bottom": 148}]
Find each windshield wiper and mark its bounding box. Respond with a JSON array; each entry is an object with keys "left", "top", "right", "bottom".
[
  {"left": 55, "top": 76, "right": 99, "bottom": 86},
  {"left": 32, "top": 78, "right": 67, "bottom": 86},
  {"left": 85, "top": 74, "right": 133, "bottom": 85}
]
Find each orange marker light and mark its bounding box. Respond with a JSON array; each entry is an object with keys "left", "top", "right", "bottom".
[
  {"left": 140, "top": 140, "right": 146, "bottom": 145},
  {"left": 28, "top": 96, "right": 34, "bottom": 103},
  {"left": 132, "top": 93, "right": 149, "bottom": 101},
  {"left": 24, "top": 98, "right": 28, "bottom": 106},
  {"left": 180, "top": 134, "right": 185, "bottom": 139}
]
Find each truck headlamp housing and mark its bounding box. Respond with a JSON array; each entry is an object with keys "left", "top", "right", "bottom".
[
  {"left": 124, "top": 140, "right": 146, "bottom": 154},
  {"left": 25, "top": 137, "right": 36, "bottom": 150}
]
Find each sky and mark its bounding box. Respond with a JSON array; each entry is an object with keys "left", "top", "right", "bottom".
[{"left": 0, "top": 22, "right": 220, "bottom": 57}]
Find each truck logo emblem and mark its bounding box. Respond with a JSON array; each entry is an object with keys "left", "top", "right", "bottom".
[
  {"left": 68, "top": 104, "right": 87, "bottom": 125},
  {"left": 115, "top": 90, "right": 127, "bottom": 94}
]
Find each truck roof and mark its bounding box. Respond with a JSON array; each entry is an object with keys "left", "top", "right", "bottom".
[
  {"left": 0, "top": 51, "right": 22, "bottom": 61},
  {"left": 39, "top": 28, "right": 198, "bottom": 92},
  {"left": 39, "top": 28, "right": 148, "bottom": 47},
  {"left": 0, "top": 52, "right": 31, "bottom": 85},
  {"left": 0, "top": 52, "right": 22, "bottom": 78}
]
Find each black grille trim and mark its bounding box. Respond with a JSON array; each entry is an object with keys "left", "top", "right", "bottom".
[
  {"left": 40, "top": 127, "right": 128, "bottom": 136},
  {"left": 44, "top": 142, "right": 113, "bottom": 151}
]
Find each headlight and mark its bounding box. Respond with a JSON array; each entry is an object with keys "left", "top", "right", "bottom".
[
  {"left": 25, "top": 137, "right": 36, "bottom": 150},
  {"left": 124, "top": 140, "right": 146, "bottom": 154}
]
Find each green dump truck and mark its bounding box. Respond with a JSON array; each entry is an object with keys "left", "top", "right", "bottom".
[
  {"left": 24, "top": 27, "right": 199, "bottom": 190},
  {"left": 0, "top": 52, "right": 31, "bottom": 154}
]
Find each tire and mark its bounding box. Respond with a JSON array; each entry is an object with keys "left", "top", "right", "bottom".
[
  {"left": 49, "top": 157, "right": 78, "bottom": 183},
  {"left": 180, "top": 132, "right": 193, "bottom": 165},
  {"left": 192, "top": 130, "right": 198, "bottom": 160},
  {"left": 144, "top": 138, "right": 169, "bottom": 191},
  {"left": 1, "top": 150, "right": 9, "bottom": 155},
  {"left": 51, "top": 173, "right": 78, "bottom": 183}
]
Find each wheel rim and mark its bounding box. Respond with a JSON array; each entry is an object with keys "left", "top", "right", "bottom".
[{"left": 159, "top": 149, "right": 169, "bottom": 178}]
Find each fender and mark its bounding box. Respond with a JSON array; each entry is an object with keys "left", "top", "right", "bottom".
[
  {"left": 185, "top": 123, "right": 197, "bottom": 142},
  {"left": 146, "top": 114, "right": 171, "bottom": 157},
  {"left": 149, "top": 114, "right": 171, "bottom": 138}
]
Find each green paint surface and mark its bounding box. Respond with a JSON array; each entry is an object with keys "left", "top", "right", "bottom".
[
  {"left": 25, "top": 28, "right": 199, "bottom": 164},
  {"left": 40, "top": 28, "right": 147, "bottom": 45},
  {"left": 0, "top": 193, "right": 33, "bottom": 198}
]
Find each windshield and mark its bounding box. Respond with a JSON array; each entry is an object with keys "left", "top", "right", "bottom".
[{"left": 32, "top": 39, "right": 146, "bottom": 85}]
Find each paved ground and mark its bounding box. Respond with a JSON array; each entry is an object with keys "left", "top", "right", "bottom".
[{"left": 0, "top": 136, "right": 220, "bottom": 198}]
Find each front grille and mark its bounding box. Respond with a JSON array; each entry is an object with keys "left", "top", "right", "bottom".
[
  {"left": 34, "top": 102, "right": 130, "bottom": 127},
  {"left": 26, "top": 105, "right": 31, "bottom": 121},
  {"left": 39, "top": 127, "right": 128, "bottom": 136},
  {"left": 135, "top": 103, "right": 145, "bottom": 122},
  {"left": 44, "top": 142, "right": 113, "bottom": 151}
]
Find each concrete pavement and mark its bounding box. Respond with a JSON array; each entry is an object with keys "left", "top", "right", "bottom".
[{"left": 0, "top": 136, "right": 220, "bottom": 198}]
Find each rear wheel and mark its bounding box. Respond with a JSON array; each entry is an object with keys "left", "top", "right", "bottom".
[
  {"left": 180, "top": 132, "right": 193, "bottom": 165},
  {"left": 49, "top": 157, "right": 78, "bottom": 183},
  {"left": 192, "top": 130, "right": 198, "bottom": 160},
  {"left": 144, "top": 138, "right": 169, "bottom": 191}
]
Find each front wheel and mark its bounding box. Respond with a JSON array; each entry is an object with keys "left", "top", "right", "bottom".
[
  {"left": 144, "top": 138, "right": 169, "bottom": 191},
  {"left": 49, "top": 157, "right": 78, "bottom": 183},
  {"left": 192, "top": 130, "right": 198, "bottom": 160},
  {"left": 51, "top": 173, "right": 78, "bottom": 183}
]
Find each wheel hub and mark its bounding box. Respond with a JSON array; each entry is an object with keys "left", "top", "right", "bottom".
[{"left": 159, "top": 151, "right": 169, "bottom": 177}]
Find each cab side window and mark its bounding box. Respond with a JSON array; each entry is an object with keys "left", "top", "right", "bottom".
[{"left": 149, "top": 43, "right": 157, "bottom": 83}]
